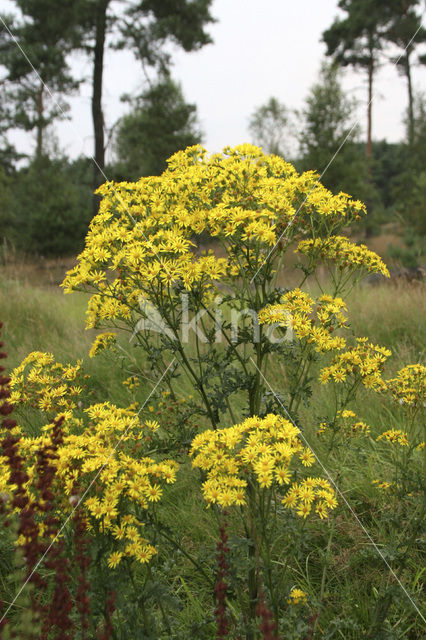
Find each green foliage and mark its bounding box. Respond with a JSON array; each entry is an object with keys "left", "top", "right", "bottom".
[
  {"left": 0, "top": 1, "right": 80, "bottom": 157},
  {"left": 1, "top": 269, "right": 425, "bottom": 638},
  {"left": 297, "top": 61, "right": 364, "bottom": 195},
  {"left": 388, "top": 218, "right": 426, "bottom": 268},
  {"left": 0, "top": 167, "right": 14, "bottom": 250},
  {"left": 322, "top": 0, "right": 395, "bottom": 164},
  {"left": 387, "top": 95, "right": 426, "bottom": 264},
  {"left": 118, "top": 0, "right": 215, "bottom": 63},
  {"left": 369, "top": 141, "right": 407, "bottom": 211},
  {"left": 322, "top": 0, "right": 392, "bottom": 70},
  {"left": 384, "top": 0, "right": 426, "bottom": 144},
  {"left": 8, "top": 156, "right": 92, "bottom": 256},
  {"left": 0, "top": 522, "right": 41, "bottom": 639},
  {"left": 248, "top": 97, "right": 291, "bottom": 156},
  {"left": 74, "top": 0, "right": 214, "bottom": 193},
  {"left": 114, "top": 76, "right": 202, "bottom": 180}
]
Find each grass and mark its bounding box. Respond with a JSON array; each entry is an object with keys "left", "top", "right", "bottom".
[
  {"left": 0, "top": 275, "right": 135, "bottom": 408},
  {"left": 0, "top": 269, "right": 424, "bottom": 638}
]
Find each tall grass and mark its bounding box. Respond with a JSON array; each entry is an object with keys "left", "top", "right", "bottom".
[
  {"left": 1, "top": 272, "right": 424, "bottom": 637},
  {"left": 2, "top": 273, "right": 424, "bottom": 408},
  {"left": 0, "top": 276, "right": 131, "bottom": 407}
]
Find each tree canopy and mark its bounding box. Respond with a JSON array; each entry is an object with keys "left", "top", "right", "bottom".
[
  {"left": 248, "top": 97, "right": 291, "bottom": 157},
  {"left": 114, "top": 75, "right": 202, "bottom": 180},
  {"left": 322, "top": 0, "right": 393, "bottom": 160}
]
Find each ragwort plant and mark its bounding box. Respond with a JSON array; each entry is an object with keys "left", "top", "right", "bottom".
[{"left": 0, "top": 145, "right": 424, "bottom": 638}]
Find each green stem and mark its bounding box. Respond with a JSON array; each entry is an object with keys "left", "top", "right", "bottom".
[
  {"left": 148, "top": 515, "right": 214, "bottom": 587},
  {"left": 313, "top": 518, "right": 336, "bottom": 634},
  {"left": 246, "top": 485, "right": 259, "bottom": 640}
]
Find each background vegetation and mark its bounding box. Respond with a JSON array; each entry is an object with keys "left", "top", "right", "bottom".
[{"left": 0, "top": 0, "right": 424, "bottom": 266}]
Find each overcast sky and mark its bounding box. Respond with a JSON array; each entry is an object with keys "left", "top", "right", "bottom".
[{"left": 2, "top": 0, "right": 426, "bottom": 161}]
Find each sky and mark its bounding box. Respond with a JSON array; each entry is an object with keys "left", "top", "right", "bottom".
[{"left": 1, "top": 0, "right": 426, "bottom": 161}]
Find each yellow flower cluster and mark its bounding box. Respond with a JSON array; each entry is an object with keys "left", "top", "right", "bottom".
[
  {"left": 373, "top": 479, "right": 392, "bottom": 491},
  {"left": 9, "top": 352, "right": 84, "bottom": 415},
  {"left": 259, "top": 289, "right": 348, "bottom": 352},
  {"left": 317, "top": 409, "right": 370, "bottom": 437},
  {"left": 287, "top": 588, "right": 308, "bottom": 605},
  {"left": 101, "top": 515, "right": 157, "bottom": 568},
  {"left": 61, "top": 145, "right": 366, "bottom": 329},
  {"left": 89, "top": 331, "right": 117, "bottom": 358},
  {"left": 297, "top": 235, "right": 390, "bottom": 277},
  {"left": 0, "top": 399, "right": 178, "bottom": 567},
  {"left": 376, "top": 429, "right": 409, "bottom": 446},
  {"left": 190, "top": 414, "right": 337, "bottom": 518},
  {"left": 122, "top": 375, "right": 140, "bottom": 390},
  {"left": 282, "top": 477, "right": 337, "bottom": 519},
  {"left": 386, "top": 364, "right": 425, "bottom": 408},
  {"left": 319, "top": 338, "right": 391, "bottom": 390}
]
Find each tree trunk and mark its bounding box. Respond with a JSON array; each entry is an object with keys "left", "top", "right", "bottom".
[
  {"left": 405, "top": 49, "right": 414, "bottom": 146},
  {"left": 36, "top": 82, "right": 44, "bottom": 159},
  {"left": 365, "top": 52, "right": 374, "bottom": 238},
  {"left": 366, "top": 55, "right": 373, "bottom": 163},
  {"left": 91, "top": 0, "right": 109, "bottom": 214}
]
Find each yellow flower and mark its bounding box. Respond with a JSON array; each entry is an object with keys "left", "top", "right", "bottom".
[
  {"left": 274, "top": 465, "right": 291, "bottom": 485},
  {"left": 300, "top": 448, "right": 315, "bottom": 467},
  {"left": 297, "top": 503, "right": 311, "bottom": 518},
  {"left": 135, "top": 545, "right": 156, "bottom": 564},
  {"left": 386, "top": 364, "right": 425, "bottom": 409},
  {"left": 282, "top": 478, "right": 337, "bottom": 519},
  {"left": 190, "top": 414, "right": 335, "bottom": 516},
  {"left": 260, "top": 290, "right": 348, "bottom": 353},
  {"left": 373, "top": 480, "right": 392, "bottom": 490},
  {"left": 297, "top": 236, "right": 389, "bottom": 277},
  {"left": 9, "top": 353, "right": 84, "bottom": 414},
  {"left": 107, "top": 551, "right": 123, "bottom": 569},
  {"left": 287, "top": 588, "right": 307, "bottom": 605},
  {"left": 89, "top": 332, "right": 117, "bottom": 358},
  {"left": 319, "top": 341, "right": 390, "bottom": 391},
  {"left": 376, "top": 429, "right": 409, "bottom": 446},
  {"left": 62, "top": 145, "right": 366, "bottom": 331},
  {"left": 145, "top": 484, "right": 163, "bottom": 502},
  {"left": 282, "top": 490, "right": 298, "bottom": 508}
]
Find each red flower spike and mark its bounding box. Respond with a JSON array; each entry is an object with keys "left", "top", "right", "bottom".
[
  {"left": 215, "top": 518, "right": 231, "bottom": 639},
  {"left": 256, "top": 589, "right": 280, "bottom": 640}
]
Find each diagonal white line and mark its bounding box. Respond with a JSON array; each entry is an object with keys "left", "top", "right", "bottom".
[
  {"left": 249, "top": 123, "right": 358, "bottom": 284},
  {"left": 0, "top": 357, "right": 177, "bottom": 623},
  {"left": 249, "top": 356, "right": 425, "bottom": 622},
  {"left": 0, "top": 15, "right": 174, "bottom": 281},
  {"left": 393, "top": 19, "right": 425, "bottom": 66},
  {"left": 249, "top": 19, "right": 426, "bottom": 285}
]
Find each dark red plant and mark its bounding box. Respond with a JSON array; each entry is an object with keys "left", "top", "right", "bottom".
[
  {"left": 36, "top": 416, "right": 75, "bottom": 640},
  {"left": 72, "top": 486, "right": 91, "bottom": 639},
  {"left": 0, "top": 322, "right": 44, "bottom": 636},
  {"left": 0, "top": 322, "right": 77, "bottom": 638},
  {"left": 215, "top": 517, "right": 230, "bottom": 639},
  {"left": 304, "top": 612, "right": 319, "bottom": 640},
  {"left": 256, "top": 589, "right": 280, "bottom": 640},
  {"left": 98, "top": 591, "right": 116, "bottom": 640}
]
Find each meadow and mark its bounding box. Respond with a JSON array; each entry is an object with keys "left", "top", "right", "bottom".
[{"left": 1, "top": 267, "right": 424, "bottom": 639}]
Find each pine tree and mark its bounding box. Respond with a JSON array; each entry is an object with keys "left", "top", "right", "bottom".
[
  {"left": 298, "top": 61, "right": 363, "bottom": 194},
  {"left": 0, "top": 1, "right": 80, "bottom": 158},
  {"left": 322, "top": 0, "right": 393, "bottom": 162},
  {"left": 114, "top": 74, "right": 202, "bottom": 180},
  {"left": 76, "top": 0, "right": 214, "bottom": 208},
  {"left": 384, "top": 0, "right": 426, "bottom": 145}
]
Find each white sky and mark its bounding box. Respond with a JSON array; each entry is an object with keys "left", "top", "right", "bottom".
[{"left": 1, "top": 0, "right": 426, "bottom": 161}]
